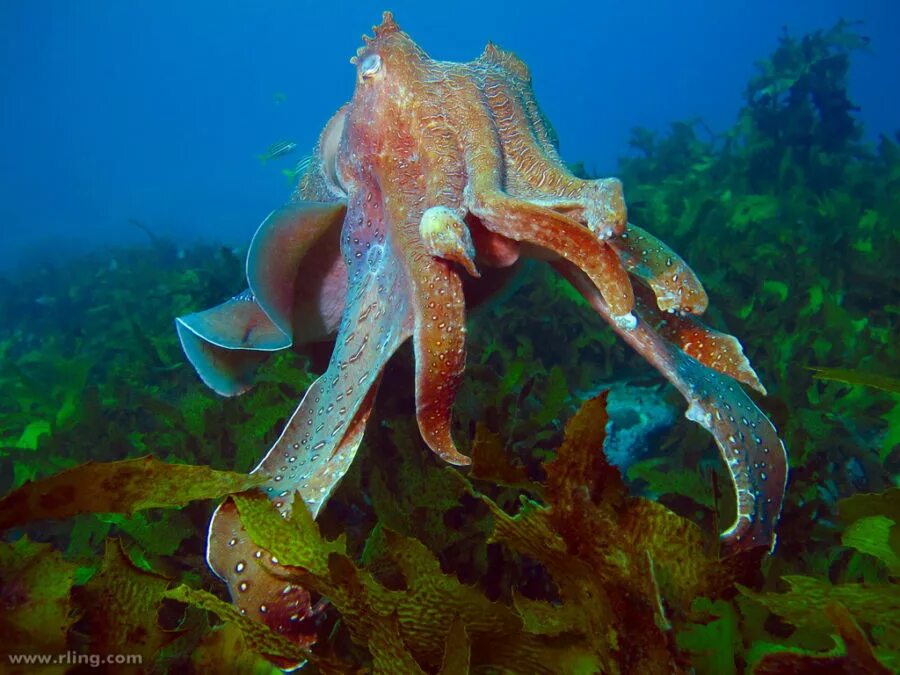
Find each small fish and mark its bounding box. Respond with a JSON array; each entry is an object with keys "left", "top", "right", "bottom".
[
  {"left": 35, "top": 295, "right": 57, "bottom": 306},
  {"left": 272, "top": 92, "right": 288, "bottom": 105},
  {"left": 281, "top": 155, "right": 314, "bottom": 180},
  {"left": 257, "top": 140, "right": 297, "bottom": 163}
]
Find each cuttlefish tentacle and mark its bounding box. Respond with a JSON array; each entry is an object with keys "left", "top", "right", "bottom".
[
  {"left": 175, "top": 290, "right": 291, "bottom": 396},
  {"left": 414, "top": 100, "right": 479, "bottom": 279},
  {"left": 610, "top": 223, "right": 709, "bottom": 315},
  {"left": 384, "top": 108, "right": 474, "bottom": 466},
  {"left": 634, "top": 283, "right": 766, "bottom": 394},
  {"left": 554, "top": 260, "right": 787, "bottom": 553}
]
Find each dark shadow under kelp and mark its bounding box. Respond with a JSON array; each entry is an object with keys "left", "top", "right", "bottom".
[{"left": 0, "top": 20, "right": 897, "bottom": 673}]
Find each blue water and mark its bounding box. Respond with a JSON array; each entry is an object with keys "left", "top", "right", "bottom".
[{"left": 1, "top": 0, "right": 897, "bottom": 268}]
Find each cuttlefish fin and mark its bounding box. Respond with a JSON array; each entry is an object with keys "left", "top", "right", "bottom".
[
  {"left": 634, "top": 283, "right": 766, "bottom": 394},
  {"left": 175, "top": 289, "right": 291, "bottom": 396},
  {"left": 554, "top": 261, "right": 787, "bottom": 554},
  {"left": 247, "top": 200, "right": 347, "bottom": 337},
  {"left": 177, "top": 199, "right": 349, "bottom": 397}
]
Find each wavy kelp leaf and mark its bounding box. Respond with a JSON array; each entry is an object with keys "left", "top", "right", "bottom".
[
  {"left": 838, "top": 488, "right": 900, "bottom": 525},
  {"left": 367, "top": 417, "right": 471, "bottom": 551},
  {"left": 842, "top": 515, "right": 900, "bottom": 574},
  {"left": 838, "top": 489, "right": 900, "bottom": 569},
  {"left": 749, "top": 603, "right": 892, "bottom": 674},
  {"left": 618, "top": 499, "right": 727, "bottom": 607},
  {"left": 626, "top": 458, "right": 715, "bottom": 509},
  {"left": 372, "top": 531, "right": 603, "bottom": 673},
  {"left": 510, "top": 589, "right": 583, "bottom": 637},
  {"left": 676, "top": 598, "right": 739, "bottom": 675},
  {"left": 0, "top": 456, "right": 265, "bottom": 530},
  {"left": 534, "top": 366, "right": 569, "bottom": 426},
  {"left": 477, "top": 494, "right": 650, "bottom": 670},
  {"left": 233, "top": 491, "right": 345, "bottom": 578},
  {"left": 377, "top": 528, "right": 523, "bottom": 662},
  {"left": 438, "top": 617, "right": 470, "bottom": 675},
  {"left": 0, "top": 538, "right": 79, "bottom": 657},
  {"left": 471, "top": 395, "right": 738, "bottom": 671},
  {"left": 235, "top": 491, "right": 600, "bottom": 673},
  {"left": 76, "top": 538, "right": 179, "bottom": 665},
  {"left": 100, "top": 510, "right": 196, "bottom": 558},
  {"left": 810, "top": 366, "right": 900, "bottom": 394},
  {"left": 739, "top": 575, "right": 900, "bottom": 648},
  {"left": 369, "top": 611, "right": 427, "bottom": 675},
  {"left": 546, "top": 394, "right": 723, "bottom": 604},
  {"left": 188, "top": 620, "right": 285, "bottom": 675},
  {"left": 468, "top": 422, "right": 534, "bottom": 491},
  {"left": 165, "top": 584, "right": 308, "bottom": 668},
  {"left": 747, "top": 641, "right": 844, "bottom": 673},
  {"left": 542, "top": 392, "right": 624, "bottom": 539}
]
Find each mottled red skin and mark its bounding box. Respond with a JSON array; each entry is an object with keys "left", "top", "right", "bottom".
[{"left": 176, "top": 12, "right": 788, "bottom": 657}]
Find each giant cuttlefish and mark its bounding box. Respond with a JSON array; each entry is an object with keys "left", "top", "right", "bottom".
[{"left": 176, "top": 12, "right": 787, "bottom": 648}]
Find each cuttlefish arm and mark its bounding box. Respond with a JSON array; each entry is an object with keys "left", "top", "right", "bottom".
[
  {"left": 205, "top": 380, "right": 380, "bottom": 661},
  {"left": 206, "top": 192, "right": 413, "bottom": 644},
  {"left": 554, "top": 261, "right": 787, "bottom": 554},
  {"left": 609, "top": 222, "right": 709, "bottom": 315},
  {"left": 176, "top": 201, "right": 348, "bottom": 397},
  {"left": 636, "top": 283, "right": 766, "bottom": 394}
]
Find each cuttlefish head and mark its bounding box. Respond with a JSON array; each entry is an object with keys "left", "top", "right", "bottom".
[{"left": 345, "top": 12, "right": 429, "bottom": 157}]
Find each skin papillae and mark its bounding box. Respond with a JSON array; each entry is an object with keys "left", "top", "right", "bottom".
[{"left": 175, "top": 12, "right": 787, "bottom": 653}]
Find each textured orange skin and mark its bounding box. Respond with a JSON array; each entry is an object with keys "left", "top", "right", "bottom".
[{"left": 190, "top": 13, "right": 787, "bottom": 656}]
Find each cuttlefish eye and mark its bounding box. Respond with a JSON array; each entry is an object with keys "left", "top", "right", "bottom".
[{"left": 359, "top": 53, "right": 382, "bottom": 80}]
